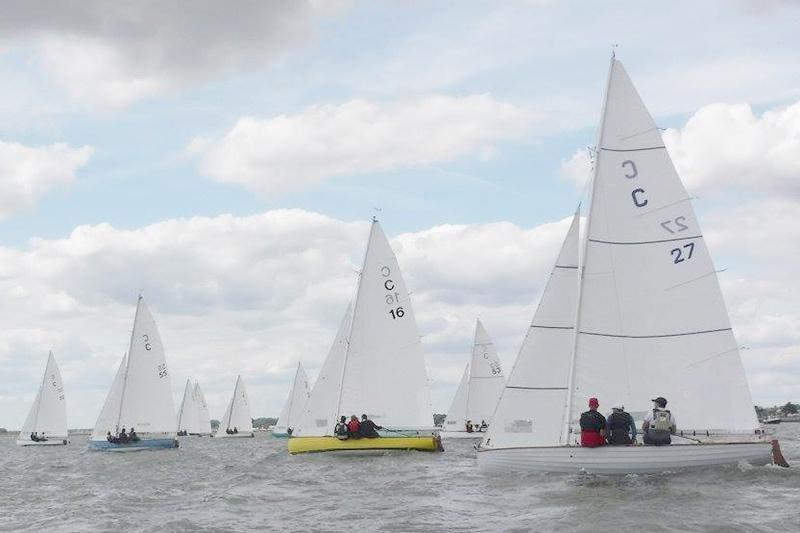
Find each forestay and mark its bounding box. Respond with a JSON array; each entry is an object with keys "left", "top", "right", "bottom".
[
  {"left": 274, "top": 362, "right": 311, "bottom": 434},
  {"left": 566, "top": 59, "right": 758, "bottom": 438},
  {"left": 220, "top": 375, "right": 253, "bottom": 432},
  {"left": 483, "top": 211, "right": 580, "bottom": 448},
  {"left": 20, "top": 352, "right": 68, "bottom": 439},
  {"left": 295, "top": 304, "right": 352, "bottom": 437},
  {"left": 91, "top": 354, "right": 127, "bottom": 440},
  {"left": 336, "top": 221, "right": 433, "bottom": 429},
  {"left": 194, "top": 382, "right": 212, "bottom": 434},
  {"left": 177, "top": 378, "right": 200, "bottom": 433},
  {"left": 444, "top": 365, "right": 470, "bottom": 431},
  {"left": 117, "top": 296, "right": 177, "bottom": 435}
]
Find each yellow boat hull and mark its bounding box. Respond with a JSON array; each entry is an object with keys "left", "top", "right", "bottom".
[{"left": 288, "top": 435, "right": 442, "bottom": 455}]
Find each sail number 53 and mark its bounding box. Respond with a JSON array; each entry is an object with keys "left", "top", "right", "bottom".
[{"left": 381, "top": 266, "right": 405, "bottom": 320}]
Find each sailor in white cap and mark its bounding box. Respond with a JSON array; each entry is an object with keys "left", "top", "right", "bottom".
[{"left": 606, "top": 402, "right": 637, "bottom": 445}]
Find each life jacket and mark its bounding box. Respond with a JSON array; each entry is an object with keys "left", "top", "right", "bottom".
[
  {"left": 579, "top": 410, "right": 606, "bottom": 448},
  {"left": 347, "top": 420, "right": 360, "bottom": 433},
  {"left": 645, "top": 409, "right": 672, "bottom": 446},
  {"left": 606, "top": 411, "right": 633, "bottom": 445}
]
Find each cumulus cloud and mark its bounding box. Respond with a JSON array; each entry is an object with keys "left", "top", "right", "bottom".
[
  {"left": 0, "top": 209, "right": 565, "bottom": 428},
  {"left": 0, "top": 140, "right": 93, "bottom": 219},
  {"left": 664, "top": 101, "right": 800, "bottom": 197},
  {"left": 191, "top": 94, "right": 534, "bottom": 195},
  {"left": 0, "top": 203, "right": 795, "bottom": 427},
  {"left": 0, "top": 0, "right": 340, "bottom": 107}
]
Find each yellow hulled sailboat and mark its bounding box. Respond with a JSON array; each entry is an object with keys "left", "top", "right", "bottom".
[{"left": 289, "top": 219, "right": 441, "bottom": 455}]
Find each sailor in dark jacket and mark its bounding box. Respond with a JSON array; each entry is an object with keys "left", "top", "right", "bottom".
[
  {"left": 359, "top": 414, "right": 383, "bottom": 438},
  {"left": 606, "top": 403, "right": 636, "bottom": 445}
]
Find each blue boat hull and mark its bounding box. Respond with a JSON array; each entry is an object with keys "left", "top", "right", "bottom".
[{"left": 88, "top": 438, "right": 178, "bottom": 452}]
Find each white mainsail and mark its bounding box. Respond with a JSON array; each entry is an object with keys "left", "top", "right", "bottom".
[
  {"left": 444, "top": 320, "right": 505, "bottom": 431},
  {"left": 117, "top": 296, "right": 177, "bottom": 435},
  {"left": 91, "top": 354, "right": 127, "bottom": 440},
  {"left": 19, "top": 352, "right": 68, "bottom": 440},
  {"left": 336, "top": 220, "right": 433, "bottom": 429},
  {"left": 194, "top": 382, "right": 212, "bottom": 434},
  {"left": 295, "top": 303, "right": 353, "bottom": 437},
  {"left": 177, "top": 378, "right": 199, "bottom": 433},
  {"left": 90, "top": 296, "right": 177, "bottom": 441},
  {"left": 466, "top": 320, "right": 504, "bottom": 425},
  {"left": 219, "top": 375, "right": 253, "bottom": 432},
  {"left": 274, "top": 362, "right": 310, "bottom": 435},
  {"left": 483, "top": 211, "right": 580, "bottom": 448},
  {"left": 565, "top": 59, "right": 759, "bottom": 438}
]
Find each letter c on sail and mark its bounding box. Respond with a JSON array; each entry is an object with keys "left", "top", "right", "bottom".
[
  {"left": 631, "top": 188, "right": 648, "bottom": 207},
  {"left": 384, "top": 279, "right": 395, "bottom": 291},
  {"left": 622, "top": 160, "right": 638, "bottom": 179}
]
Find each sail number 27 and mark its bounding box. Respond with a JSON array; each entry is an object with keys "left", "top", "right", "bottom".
[{"left": 381, "top": 266, "right": 405, "bottom": 320}]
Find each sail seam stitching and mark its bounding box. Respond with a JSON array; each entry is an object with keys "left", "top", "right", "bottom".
[
  {"left": 530, "top": 325, "right": 574, "bottom": 330},
  {"left": 580, "top": 327, "right": 731, "bottom": 339},
  {"left": 589, "top": 235, "right": 702, "bottom": 245},
  {"left": 600, "top": 146, "right": 666, "bottom": 152}
]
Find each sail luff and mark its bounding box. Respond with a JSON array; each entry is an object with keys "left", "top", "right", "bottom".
[
  {"left": 561, "top": 57, "right": 616, "bottom": 445},
  {"left": 115, "top": 296, "right": 141, "bottom": 432},
  {"left": 334, "top": 220, "right": 375, "bottom": 420}
]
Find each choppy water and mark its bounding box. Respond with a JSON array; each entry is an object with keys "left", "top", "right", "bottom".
[{"left": 1, "top": 425, "right": 799, "bottom": 532}]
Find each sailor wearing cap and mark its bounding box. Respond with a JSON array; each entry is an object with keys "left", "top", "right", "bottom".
[
  {"left": 579, "top": 397, "right": 607, "bottom": 448},
  {"left": 642, "top": 397, "right": 677, "bottom": 446}
]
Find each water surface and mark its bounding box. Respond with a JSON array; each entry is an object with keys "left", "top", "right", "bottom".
[{"left": 1, "top": 425, "right": 798, "bottom": 532}]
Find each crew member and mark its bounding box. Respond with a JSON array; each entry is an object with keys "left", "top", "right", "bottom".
[
  {"left": 335, "top": 416, "right": 349, "bottom": 439},
  {"left": 347, "top": 414, "right": 361, "bottom": 438},
  {"left": 606, "top": 403, "right": 636, "bottom": 445},
  {"left": 642, "top": 397, "right": 676, "bottom": 446},
  {"left": 479, "top": 420, "right": 488, "bottom": 432},
  {"left": 579, "top": 397, "right": 606, "bottom": 447},
  {"left": 359, "top": 414, "right": 383, "bottom": 438},
  {"left": 465, "top": 420, "right": 474, "bottom": 433}
]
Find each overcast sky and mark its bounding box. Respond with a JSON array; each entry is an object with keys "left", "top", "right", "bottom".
[{"left": 0, "top": 1, "right": 798, "bottom": 429}]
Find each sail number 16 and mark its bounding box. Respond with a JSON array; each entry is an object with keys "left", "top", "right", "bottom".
[{"left": 381, "top": 266, "right": 405, "bottom": 320}]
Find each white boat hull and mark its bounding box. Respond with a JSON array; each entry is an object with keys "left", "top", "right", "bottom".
[
  {"left": 441, "top": 431, "right": 485, "bottom": 440},
  {"left": 16, "top": 438, "right": 69, "bottom": 446},
  {"left": 477, "top": 442, "right": 773, "bottom": 474}
]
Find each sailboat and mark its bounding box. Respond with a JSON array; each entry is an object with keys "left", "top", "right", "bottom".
[
  {"left": 477, "top": 58, "right": 781, "bottom": 474},
  {"left": 177, "top": 378, "right": 207, "bottom": 436},
  {"left": 442, "top": 320, "right": 505, "bottom": 439},
  {"left": 214, "top": 375, "right": 254, "bottom": 438},
  {"left": 289, "top": 219, "right": 442, "bottom": 454},
  {"left": 89, "top": 295, "right": 179, "bottom": 451},
  {"left": 17, "top": 352, "right": 69, "bottom": 446},
  {"left": 194, "top": 381, "right": 212, "bottom": 435},
  {"left": 272, "top": 362, "right": 311, "bottom": 438}
]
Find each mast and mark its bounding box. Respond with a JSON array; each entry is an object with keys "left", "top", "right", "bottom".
[
  {"left": 285, "top": 362, "right": 300, "bottom": 427},
  {"left": 116, "top": 295, "right": 141, "bottom": 433},
  {"left": 560, "top": 57, "right": 615, "bottom": 445},
  {"left": 334, "top": 218, "right": 376, "bottom": 423},
  {"left": 31, "top": 353, "right": 51, "bottom": 433}
]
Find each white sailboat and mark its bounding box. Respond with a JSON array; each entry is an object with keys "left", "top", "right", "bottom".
[
  {"left": 194, "top": 381, "right": 212, "bottom": 435},
  {"left": 477, "top": 58, "right": 778, "bottom": 474},
  {"left": 17, "top": 352, "right": 69, "bottom": 446},
  {"left": 272, "top": 362, "right": 311, "bottom": 438},
  {"left": 443, "top": 320, "right": 505, "bottom": 439},
  {"left": 214, "top": 375, "right": 254, "bottom": 438},
  {"left": 177, "top": 378, "right": 203, "bottom": 436},
  {"left": 290, "top": 219, "right": 441, "bottom": 454},
  {"left": 89, "top": 295, "right": 178, "bottom": 451}
]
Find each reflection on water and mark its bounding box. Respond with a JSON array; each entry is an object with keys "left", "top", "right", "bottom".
[{"left": 0, "top": 425, "right": 799, "bottom": 532}]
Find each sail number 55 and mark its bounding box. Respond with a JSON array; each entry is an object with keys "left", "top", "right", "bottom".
[{"left": 381, "top": 266, "right": 405, "bottom": 320}]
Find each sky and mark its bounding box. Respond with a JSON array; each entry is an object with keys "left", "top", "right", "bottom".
[{"left": 0, "top": 0, "right": 798, "bottom": 429}]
